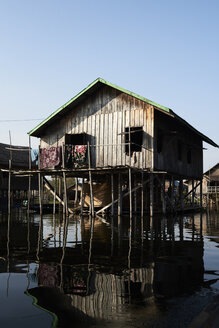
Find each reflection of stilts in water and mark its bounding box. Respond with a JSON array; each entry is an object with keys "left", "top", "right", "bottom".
[
  {"left": 36, "top": 214, "right": 43, "bottom": 262},
  {"left": 86, "top": 215, "right": 95, "bottom": 296},
  {"left": 59, "top": 214, "right": 69, "bottom": 291},
  {"left": 111, "top": 215, "right": 114, "bottom": 256},
  {"left": 6, "top": 213, "right": 11, "bottom": 297},
  {"left": 26, "top": 209, "right": 31, "bottom": 290}
]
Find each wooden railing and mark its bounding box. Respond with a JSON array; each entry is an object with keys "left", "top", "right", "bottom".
[{"left": 207, "top": 186, "right": 219, "bottom": 193}]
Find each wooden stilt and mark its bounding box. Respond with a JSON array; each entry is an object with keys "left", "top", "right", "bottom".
[
  {"left": 38, "top": 146, "right": 42, "bottom": 216},
  {"left": 75, "top": 177, "right": 78, "bottom": 206},
  {"left": 96, "top": 177, "right": 150, "bottom": 215},
  {"left": 141, "top": 171, "right": 144, "bottom": 240},
  {"left": 134, "top": 174, "right": 137, "bottom": 214},
  {"left": 27, "top": 135, "right": 31, "bottom": 214},
  {"left": 200, "top": 179, "right": 203, "bottom": 208},
  {"left": 80, "top": 178, "right": 84, "bottom": 215},
  {"left": 118, "top": 173, "right": 122, "bottom": 217},
  {"left": 111, "top": 173, "right": 114, "bottom": 216},
  {"left": 88, "top": 141, "right": 94, "bottom": 217},
  {"left": 53, "top": 176, "right": 57, "bottom": 215},
  {"left": 179, "top": 215, "right": 183, "bottom": 241},
  {"left": 179, "top": 179, "right": 184, "bottom": 211},
  {"left": 129, "top": 168, "right": 132, "bottom": 220},
  {"left": 59, "top": 177, "right": 62, "bottom": 212},
  {"left": 161, "top": 174, "right": 166, "bottom": 215},
  {"left": 43, "top": 177, "right": 73, "bottom": 214},
  {"left": 150, "top": 173, "right": 154, "bottom": 217},
  {"left": 62, "top": 143, "right": 68, "bottom": 216},
  {"left": 141, "top": 172, "right": 144, "bottom": 218},
  {"left": 8, "top": 131, "right": 12, "bottom": 215},
  {"left": 192, "top": 179, "right": 195, "bottom": 208},
  {"left": 170, "top": 176, "right": 174, "bottom": 212}
]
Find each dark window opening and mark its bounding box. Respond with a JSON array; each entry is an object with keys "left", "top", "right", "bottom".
[
  {"left": 125, "top": 127, "right": 143, "bottom": 154},
  {"left": 65, "top": 133, "right": 87, "bottom": 145},
  {"left": 187, "top": 149, "right": 192, "bottom": 164},
  {"left": 177, "top": 140, "right": 183, "bottom": 161},
  {"left": 157, "top": 128, "right": 163, "bottom": 153}
]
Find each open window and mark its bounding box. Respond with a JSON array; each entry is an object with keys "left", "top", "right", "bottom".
[
  {"left": 125, "top": 127, "right": 143, "bottom": 154},
  {"left": 65, "top": 133, "right": 87, "bottom": 145}
]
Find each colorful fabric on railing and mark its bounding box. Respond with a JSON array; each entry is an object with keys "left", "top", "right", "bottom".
[
  {"left": 65, "top": 145, "right": 88, "bottom": 168},
  {"left": 40, "top": 147, "right": 61, "bottom": 169}
]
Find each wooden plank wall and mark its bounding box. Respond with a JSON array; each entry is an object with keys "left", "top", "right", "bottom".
[
  {"left": 40, "top": 85, "right": 154, "bottom": 169},
  {"left": 153, "top": 110, "right": 203, "bottom": 178}
]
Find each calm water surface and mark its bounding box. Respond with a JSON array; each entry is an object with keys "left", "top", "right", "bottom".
[{"left": 0, "top": 210, "right": 218, "bottom": 327}]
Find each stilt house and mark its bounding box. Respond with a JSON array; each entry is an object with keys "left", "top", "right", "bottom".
[
  {"left": 0, "top": 143, "right": 38, "bottom": 209},
  {"left": 28, "top": 78, "right": 218, "bottom": 214}
]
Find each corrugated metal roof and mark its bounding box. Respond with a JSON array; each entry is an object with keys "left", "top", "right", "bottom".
[{"left": 28, "top": 78, "right": 218, "bottom": 148}]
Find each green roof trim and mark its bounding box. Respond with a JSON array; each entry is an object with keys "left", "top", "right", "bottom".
[
  {"left": 28, "top": 77, "right": 218, "bottom": 148},
  {"left": 28, "top": 77, "right": 171, "bottom": 136}
]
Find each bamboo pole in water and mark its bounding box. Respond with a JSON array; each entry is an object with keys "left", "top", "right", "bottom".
[
  {"left": 80, "top": 178, "right": 84, "bottom": 215},
  {"left": 27, "top": 136, "right": 31, "bottom": 214},
  {"left": 38, "top": 146, "right": 42, "bottom": 216},
  {"left": 62, "top": 143, "right": 68, "bottom": 216},
  {"left": 87, "top": 141, "right": 94, "bottom": 217},
  {"left": 8, "top": 131, "right": 12, "bottom": 215}
]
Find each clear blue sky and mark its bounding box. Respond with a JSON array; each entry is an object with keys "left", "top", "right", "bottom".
[{"left": 0, "top": 0, "right": 218, "bottom": 170}]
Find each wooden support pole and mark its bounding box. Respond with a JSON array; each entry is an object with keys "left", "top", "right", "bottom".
[
  {"left": 27, "top": 136, "right": 31, "bottom": 214},
  {"left": 161, "top": 174, "right": 166, "bottom": 215},
  {"left": 43, "top": 177, "right": 73, "bottom": 214},
  {"left": 150, "top": 173, "right": 154, "bottom": 217},
  {"left": 8, "top": 131, "right": 12, "bottom": 215},
  {"left": 200, "top": 178, "right": 203, "bottom": 208},
  {"left": 170, "top": 176, "right": 174, "bottom": 212},
  {"left": 118, "top": 173, "right": 122, "bottom": 217},
  {"left": 96, "top": 177, "right": 150, "bottom": 215},
  {"left": 80, "top": 178, "right": 84, "bottom": 215},
  {"left": 59, "top": 177, "right": 62, "bottom": 212},
  {"left": 53, "top": 176, "right": 57, "bottom": 215},
  {"left": 141, "top": 171, "right": 144, "bottom": 241},
  {"left": 87, "top": 141, "right": 94, "bottom": 217},
  {"left": 179, "top": 179, "right": 184, "bottom": 211},
  {"left": 129, "top": 168, "right": 132, "bottom": 220},
  {"left": 133, "top": 174, "right": 137, "bottom": 214},
  {"left": 141, "top": 172, "right": 144, "bottom": 219},
  {"left": 75, "top": 177, "right": 78, "bottom": 206},
  {"left": 192, "top": 179, "right": 194, "bottom": 208},
  {"left": 62, "top": 143, "right": 68, "bottom": 216},
  {"left": 38, "top": 146, "right": 42, "bottom": 216},
  {"left": 111, "top": 173, "right": 114, "bottom": 216}
]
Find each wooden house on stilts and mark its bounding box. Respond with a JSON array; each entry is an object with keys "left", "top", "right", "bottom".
[{"left": 27, "top": 78, "right": 218, "bottom": 216}]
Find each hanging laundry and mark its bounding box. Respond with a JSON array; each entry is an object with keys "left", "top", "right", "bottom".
[
  {"left": 40, "top": 147, "right": 61, "bottom": 169},
  {"left": 31, "top": 149, "right": 39, "bottom": 165},
  {"left": 65, "top": 145, "right": 88, "bottom": 168}
]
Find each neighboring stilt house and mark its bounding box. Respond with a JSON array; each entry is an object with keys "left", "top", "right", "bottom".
[
  {"left": 0, "top": 142, "right": 38, "bottom": 209},
  {"left": 187, "top": 163, "right": 219, "bottom": 209},
  {"left": 28, "top": 78, "right": 218, "bottom": 215}
]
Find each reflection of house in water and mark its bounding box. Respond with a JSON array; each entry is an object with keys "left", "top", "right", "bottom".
[{"left": 30, "top": 216, "right": 204, "bottom": 325}]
